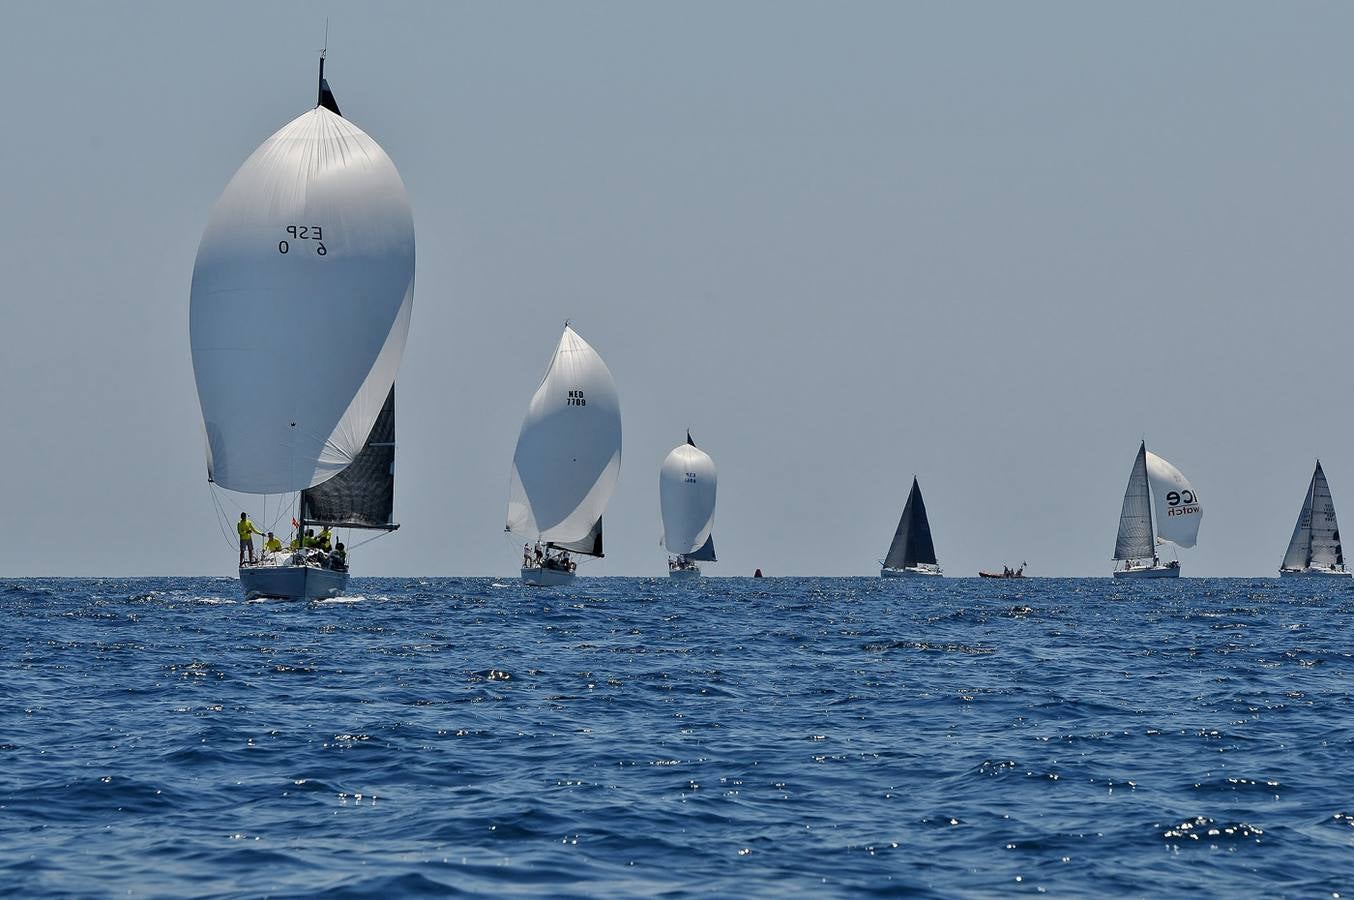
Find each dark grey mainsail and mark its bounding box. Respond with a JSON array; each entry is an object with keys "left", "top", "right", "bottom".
[
  {"left": 1114, "top": 442, "right": 1155, "bottom": 560},
  {"left": 1282, "top": 461, "right": 1343, "bottom": 570},
  {"left": 884, "top": 477, "right": 937, "bottom": 569},
  {"left": 301, "top": 387, "right": 398, "bottom": 530},
  {"left": 687, "top": 534, "right": 717, "bottom": 562}
]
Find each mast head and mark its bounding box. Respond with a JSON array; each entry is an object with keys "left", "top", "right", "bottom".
[
  {"left": 317, "top": 51, "right": 342, "bottom": 116},
  {"left": 686, "top": 430, "right": 695, "bottom": 447}
]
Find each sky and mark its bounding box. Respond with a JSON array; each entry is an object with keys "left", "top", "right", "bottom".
[{"left": 2, "top": 1, "right": 1353, "bottom": 577}]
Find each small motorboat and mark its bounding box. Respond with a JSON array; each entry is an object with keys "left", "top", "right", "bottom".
[{"left": 979, "top": 562, "right": 1026, "bottom": 578}]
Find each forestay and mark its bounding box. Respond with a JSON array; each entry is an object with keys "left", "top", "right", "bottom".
[
  {"left": 506, "top": 326, "right": 622, "bottom": 556},
  {"left": 1114, "top": 442, "right": 1155, "bottom": 560},
  {"left": 1145, "top": 450, "right": 1202, "bottom": 548},
  {"left": 189, "top": 95, "right": 416, "bottom": 495},
  {"left": 660, "top": 435, "right": 718, "bottom": 557},
  {"left": 884, "top": 477, "right": 937, "bottom": 569}
]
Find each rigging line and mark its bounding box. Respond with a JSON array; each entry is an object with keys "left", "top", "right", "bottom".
[
  {"left": 267, "top": 492, "right": 294, "bottom": 535},
  {"left": 206, "top": 484, "right": 237, "bottom": 551},
  {"left": 345, "top": 529, "right": 391, "bottom": 551}
]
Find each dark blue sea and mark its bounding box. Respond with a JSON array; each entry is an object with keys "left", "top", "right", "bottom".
[{"left": 3, "top": 577, "right": 1353, "bottom": 897}]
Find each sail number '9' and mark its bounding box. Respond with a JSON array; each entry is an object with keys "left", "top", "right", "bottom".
[{"left": 278, "top": 225, "right": 327, "bottom": 256}]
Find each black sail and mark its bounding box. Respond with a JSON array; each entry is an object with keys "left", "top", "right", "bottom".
[
  {"left": 301, "top": 386, "right": 398, "bottom": 530},
  {"left": 883, "top": 477, "right": 937, "bottom": 568},
  {"left": 687, "top": 534, "right": 717, "bottom": 562},
  {"left": 548, "top": 516, "right": 604, "bottom": 558}
]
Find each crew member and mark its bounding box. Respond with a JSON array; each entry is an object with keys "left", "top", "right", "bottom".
[
  {"left": 317, "top": 527, "right": 333, "bottom": 551},
  {"left": 263, "top": 532, "right": 283, "bottom": 554},
  {"left": 237, "top": 512, "right": 263, "bottom": 565}
]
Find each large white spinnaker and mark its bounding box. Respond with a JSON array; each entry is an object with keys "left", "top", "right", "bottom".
[
  {"left": 189, "top": 83, "right": 416, "bottom": 495},
  {"left": 506, "top": 326, "right": 622, "bottom": 555},
  {"left": 660, "top": 435, "right": 717, "bottom": 557},
  {"left": 1145, "top": 450, "right": 1202, "bottom": 548}
]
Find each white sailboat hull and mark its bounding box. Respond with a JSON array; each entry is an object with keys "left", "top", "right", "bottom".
[
  {"left": 669, "top": 566, "right": 701, "bottom": 580},
  {"left": 1113, "top": 564, "right": 1180, "bottom": 579},
  {"left": 880, "top": 566, "right": 942, "bottom": 578},
  {"left": 522, "top": 566, "right": 576, "bottom": 587},
  {"left": 1279, "top": 568, "right": 1351, "bottom": 579},
  {"left": 239, "top": 563, "right": 349, "bottom": 600}
]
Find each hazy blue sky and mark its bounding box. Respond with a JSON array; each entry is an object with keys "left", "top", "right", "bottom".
[{"left": 3, "top": 2, "right": 1352, "bottom": 577}]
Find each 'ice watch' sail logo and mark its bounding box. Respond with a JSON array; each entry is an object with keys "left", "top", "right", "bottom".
[
  {"left": 567, "top": 390, "right": 587, "bottom": 407},
  {"left": 1165, "top": 489, "right": 1199, "bottom": 517}
]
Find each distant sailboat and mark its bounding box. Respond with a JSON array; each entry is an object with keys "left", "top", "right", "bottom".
[
  {"left": 189, "top": 55, "right": 414, "bottom": 600},
  {"left": 660, "top": 433, "right": 717, "bottom": 578},
  {"left": 1112, "top": 441, "right": 1202, "bottom": 578},
  {"left": 506, "top": 325, "right": 622, "bottom": 586},
  {"left": 880, "top": 477, "right": 941, "bottom": 577},
  {"left": 1280, "top": 461, "right": 1349, "bottom": 578}
]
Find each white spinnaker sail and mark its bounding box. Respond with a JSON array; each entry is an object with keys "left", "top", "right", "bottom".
[
  {"left": 506, "top": 326, "right": 622, "bottom": 548},
  {"left": 190, "top": 106, "right": 416, "bottom": 494},
  {"left": 1145, "top": 450, "right": 1202, "bottom": 549},
  {"left": 660, "top": 438, "right": 717, "bottom": 556}
]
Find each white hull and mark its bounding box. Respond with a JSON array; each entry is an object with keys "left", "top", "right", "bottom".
[
  {"left": 522, "top": 566, "right": 576, "bottom": 587},
  {"left": 1279, "top": 568, "right": 1351, "bottom": 579},
  {"left": 1113, "top": 565, "right": 1180, "bottom": 579},
  {"left": 239, "top": 563, "right": 349, "bottom": 600},
  {"left": 880, "top": 566, "right": 942, "bottom": 578},
  {"left": 669, "top": 566, "right": 701, "bottom": 580}
]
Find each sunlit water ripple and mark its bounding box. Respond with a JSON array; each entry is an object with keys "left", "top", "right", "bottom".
[{"left": 3, "top": 576, "right": 1353, "bottom": 896}]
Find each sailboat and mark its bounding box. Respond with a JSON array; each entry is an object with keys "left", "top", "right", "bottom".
[
  {"left": 1280, "top": 461, "right": 1349, "bottom": 578},
  {"left": 1112, "top": 441, "right": 1202, "bottom": 578},
  {"left": 189, "top": 55, "right": 415, "bottom": 600},
  {"left": 506, "top": 325, "right": 622, "bottom": 586},
  {"left": 660, "top": 433, "right": 717, "bottom": 579},
  {"left": 880, "top": 477, "right": 941, "bottom": 577}
]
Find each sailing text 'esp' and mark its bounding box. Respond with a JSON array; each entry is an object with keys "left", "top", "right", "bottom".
[{"left": 278, "top": 225, "right": 327, "bottom": 256}]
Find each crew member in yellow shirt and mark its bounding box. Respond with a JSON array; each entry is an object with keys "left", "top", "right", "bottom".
[{"left": 237, "top": 513, "right": 264, "bottom": 565}]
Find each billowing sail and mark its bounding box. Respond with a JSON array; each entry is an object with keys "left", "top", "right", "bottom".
[
  {"left": 660, "top": 434, "right": 717, "bottom": 557},
  {"left": 1114, "top": 442, "right": 1155, "bottom": 560},
  {"left": 506, "top": 326, "right": 621, "bottom": 557},
  {"left": 300, "top": 386, "right": 397, "bottom": 529},
  {"left": 687, "top": 535, "right": 717, "bottom": 562},
  {"left": 189, "top": 77, "right": 416, "bottom": 495},
  {"left": 1283, "top": 462, "right": 1343, "bottom": 570},
  {"left": 883, "top": 477, "right": 937, "bottom": 569},
  {"left": 1146, "top": 450, "right": 1202, "bottom": 548}
]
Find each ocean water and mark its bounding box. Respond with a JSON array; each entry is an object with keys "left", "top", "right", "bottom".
[{"left": 2, "top": 576, "right": 1353, "bottom": 897}]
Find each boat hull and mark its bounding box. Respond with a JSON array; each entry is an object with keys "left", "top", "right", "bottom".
[
  {"left": 1279, "top": 568, "right": 1351, "bottom": 578},
  {"left": 239, "top": 564, "right": 349, "bottom": 600},
  {"left": 522, "top": 566, "right": 576, "bottom": 587},
  {"left": 880, "top": 566, "right": 942, "bottom": 578},
  {"left": 1113, "top": 565, "right": 1180, "bottom": 579},
  {"left": 669, "top": 566, "right": 701, "bottom": 580}
]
